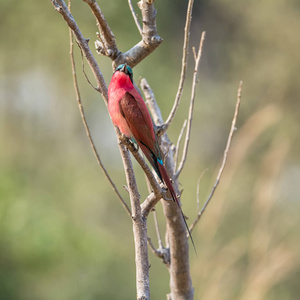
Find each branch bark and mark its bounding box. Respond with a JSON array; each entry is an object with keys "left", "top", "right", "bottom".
[
  {"left": 90, "top": 0, "right": 163, "bottom": 68},
  {"left": 140, "top": 78, "right": 194, "bottom": 300}
]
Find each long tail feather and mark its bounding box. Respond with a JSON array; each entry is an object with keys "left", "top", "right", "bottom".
[{"left": 157, "top": 162, "right": 197, "bottom": 256}]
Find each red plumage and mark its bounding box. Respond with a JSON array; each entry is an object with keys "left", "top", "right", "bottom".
[{"left": 108, "top": 64, "right": 196, "bottom": 253}]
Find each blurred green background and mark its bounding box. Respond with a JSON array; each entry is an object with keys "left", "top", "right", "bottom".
[{"left": 1, "top": 0, "right": 300, "bottom": 299}]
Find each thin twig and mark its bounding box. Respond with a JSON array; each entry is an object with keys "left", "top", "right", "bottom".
[
  {"left": 144, "top": 173, "right": 164, "bottom": 250},
  {"left": 51, "top": 0, "right": 108, "bottom": 99},
  {"left": 140, "top": 78, "right": 164, "bottom": 127},
  {"left": 128, "top": 0, "right": 143, "bottom": 36},
  {"left": 83, "top": 0, "right": 119, "bottom": 58},
  {"left": 95, "top": 31, "right": 109, "bottom": 56},
  {"left": 176, "top": 31, "right": 206, "bottom": 178},
  {"left": 189, "top": 81, "right": 243, "bottom": 233},
  {"left": 147, "top": 236, "right": 160, "bottom": 256},
  {"left": 78, "top": 44, "right": 100, "bottom": 91},
  {"left": 158, "top": 0, "right": 195, "bottom": 136},
  {"left": 174, "top": 119, "right": 187, "bottom": 172},
  {"left": 153, "top": 210, "right": 164, "bottom": 249},
  {"left": 196, "top": 169, "right": 208, "bottom": 213},
  {"left": 68, "top": 4, "right": 131, "bottom": 217}
]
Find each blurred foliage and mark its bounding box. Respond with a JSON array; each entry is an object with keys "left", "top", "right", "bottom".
[{"left": 0, "top": 0, "right": 300, "bottom": 299}]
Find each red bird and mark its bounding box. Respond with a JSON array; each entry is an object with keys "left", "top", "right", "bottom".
[{"left": 108, "top": 64, "right": 195, "bottom": 252}]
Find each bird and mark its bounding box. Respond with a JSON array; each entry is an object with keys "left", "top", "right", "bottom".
[{"left": 108, "top": 63, "right": 196, "bottom": 254}]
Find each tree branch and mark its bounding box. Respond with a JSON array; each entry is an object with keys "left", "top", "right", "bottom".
[
  {"left": 128, "top": 0, "right": 143, "bottom": 36},
  {"left": 118, "top": 134, "right": 162, "bottom": 201},
  {"left": 90, "top": 0, "right": 163, "bottom": 68},
  {"left": 174, "top": 119, "right": 187, "bottom": 172},
  {"left": 51, "top": 0, "right": 107, "bottom": 98},
  {"left": 158, "top": 0, "right": 195, "bottom": 136},
  {"left": 140, "top": 77, "right": 194, "bottom": 300},
  {"left": 175, "top": 31, "right": 206, "bottom": 178},
  {"left": 114, "top": 0, "right": 163, "bottom": 68},
  {"left": 83, "top": 0, "right": 119, "bottom": 58},
  {"left": 118, "top": 143, "right": 151, "bottom": 300},
  {"left": 189, "top": 81, "right": 243, "bottom": 234}
]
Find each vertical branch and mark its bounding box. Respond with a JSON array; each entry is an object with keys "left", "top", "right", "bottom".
[
  {"left": 159, "top": 0, "right": 195, "bottom": 135},
  {"left": 119, "top": 144, "right": 151, "bottom": 300},
  {"left": 140, "top": 78, "right": 194, "bottom": 300},
  {"left": 128, "top": 0, "right": 143, "bottom": 36},
  {"left": 174, "top": 119, "right": 187, "bottom": 172},
  {"left": 176, "top": 31, "right": 206, "bottom": 178}
]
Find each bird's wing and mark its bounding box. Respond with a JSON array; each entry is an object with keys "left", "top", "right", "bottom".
[{"left": 119, "top": 92, "right": 162, "bottom": 178}]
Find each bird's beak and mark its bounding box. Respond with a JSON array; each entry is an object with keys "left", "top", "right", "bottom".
[{"left": 121, "top": 63, "right": 128, "bottom": 74}]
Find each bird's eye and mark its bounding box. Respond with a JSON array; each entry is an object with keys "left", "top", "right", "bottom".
[{"left": 116, "top": 64, "right": 125, "bottom": 71}]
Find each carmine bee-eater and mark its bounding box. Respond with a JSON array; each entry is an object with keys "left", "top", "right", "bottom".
[{"left": 108, "top": 63, "right": 196, "bottom": 253}]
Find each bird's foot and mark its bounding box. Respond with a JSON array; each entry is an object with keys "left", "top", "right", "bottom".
[
  {"left": 118, "top": 134, "right": 139, "bottom": 152},
  {"left": 156, "top": 124, "right": 166, "bottom": 137},
  {"left": 129, "top": 138, "right": 139, "bottom": 152},
  {"left": 161, "top": 186, "right": 173, "bottom": 201},
  {"left": 118, "top": 133, "right": 129, "bottom": 145}
]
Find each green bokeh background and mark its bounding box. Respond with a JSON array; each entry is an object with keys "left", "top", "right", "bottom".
[{"left": 1, "top": 1, "right": 300, "bottom": 299}]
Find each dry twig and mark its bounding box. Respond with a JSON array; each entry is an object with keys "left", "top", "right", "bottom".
[
  {"left": 174, "top": 119, "right": 187, "bottom": 172},
  {"left": 159, "top": 0, "right": 195, "bottom": 136},
  {"left": 128, "top": 0, "right": 143, "bottom": 36},
  {"left": 83, "top": 0, "right": 119, "bottom": 58},
  {"left": 189, "top": 81, "right": 243, "bottom": 233},
  {"left": 176, "top": 31, "right": 206, "bottom": 178}
]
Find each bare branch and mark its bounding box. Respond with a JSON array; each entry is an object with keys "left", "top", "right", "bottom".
[
  {"left": 189, "top": 81, "right": 243, "bottom": 233},
  {"left": 175, "top": 31, "right": 206, "bottom": 178},
  {"left": 147, "top": 236, "right": 170, "bottom": 266},
  {"left": 78, "top": 45, "right": 100, "bottom": 91},
  {"left": 128, "top": 0, "right": 143, "bottom": 36},
  {"left": 87, "top": 0, "right": 162, "bottom": 68},
  {"left": 174, "top": 119, "right": 187, "bottom": 172},
  {"left": 147, "top": 235, "right": 160, "bottom": 256},
  {"left": 140, "top": 77, "right": 193, "bottom": 299},
  {"left": 153, "top": 209, "right": 163, "bottom": 249},
  {"left": 196, "top": 169, "right": 208, "bottom": 213},
  {"left": 140, "top": 78, "right": 164, "bottom": 127},
  {"left": 50, "top": 0, "right": 108, "bottom": 99},
  {"left": 158, "top": 0, "right": 195, "bottom": 136},
  {"left": 83, "top": 0, "right": 119, "bottom": 58},
  {"left": 118, "top": 142, "right": 150, "bottom": 300},
  {"left": 114, "top": 0, "right": 163, "bottom": 68}
]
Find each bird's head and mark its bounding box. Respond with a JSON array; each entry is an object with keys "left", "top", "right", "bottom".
[{"left": 115, "top": 63, "right": 133, "bottom": 83}]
